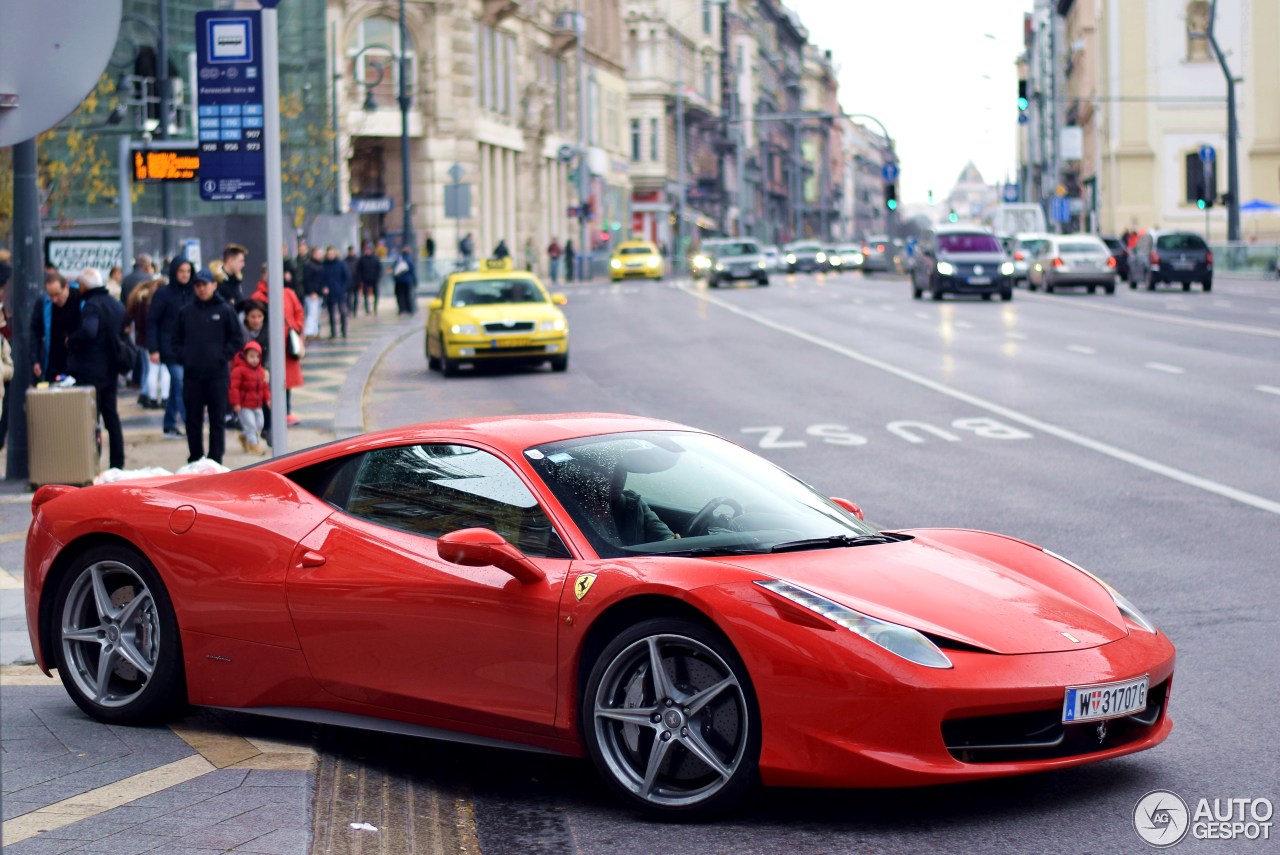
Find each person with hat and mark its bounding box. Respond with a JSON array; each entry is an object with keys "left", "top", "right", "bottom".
[
  {"left": 174, "top": 267, "right": 244, "bottom": 464},
  {"left": 228, "top": 339, "right": 270, "bottom": 454}
]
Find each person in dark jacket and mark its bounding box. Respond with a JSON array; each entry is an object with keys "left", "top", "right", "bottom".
[
  {"left": 30, "top": 270, "right": 80, "bottom": 381},
  {"left": 323, "top": 246, "right": 350, "bottom": 338},
  {"left": 302, "top": 247, "right": 326, "bottom": 338},
  {"left": 392, "top": 245, "right": 417, "bottom": 316},
  {"left": 67, "top": 267, "right": 129, "bottom": 469},
  {"left": 493, "top": 239, "right": 510, "bottom": 260},
  {"left": 344, "top": 246, "right": 360, "bottom": 317},
  {"left": 148, "top": 257, "right": 196, "bottom": 436},
  {"left": 175, "top": 268, "right": 244, "bottom": 464},
  {"left": 355, "top": 243, "right": 382, "bottom": 316},
  {"left": 217, "top": 243, "right": 247, "bottom": 305}
]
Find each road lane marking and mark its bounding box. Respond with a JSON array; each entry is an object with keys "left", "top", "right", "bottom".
[
  {"left": 2, "top": 755, "right": 215, "bottom": 844},
  {"left": 1006, "top": 331, "right": 1027, "bottom": 340},
  {"left": 680, "top": 284, "right": 1280, "bottom": 516},
  {"left": 1067, "top": 344, "right": 1097, "bottom": 355},
  {"left": 1256, "top": 385, "right": 1280, "bottom": 396},
  {"left": 1018, "top": 291, "right": 1280, "bottom": 337},
  {"left": 1145, "top": 362, "right": 1186, "bottom": 374},
  {"left": 0, "top": 566, "right": 21, "bottom": 589},
  {"left": 953, "top": 320, "right": 973, "bottom": 328}
]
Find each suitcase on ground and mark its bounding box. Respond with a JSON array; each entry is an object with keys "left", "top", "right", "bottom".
[{"left": 27, "top": 386, "right": 99, "bottom": 488}]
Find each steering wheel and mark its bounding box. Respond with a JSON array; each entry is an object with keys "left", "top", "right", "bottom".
[{"left": 686, "top": 497, "right": 744, "bottom": 537}]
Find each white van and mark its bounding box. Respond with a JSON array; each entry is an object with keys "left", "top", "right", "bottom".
[{"left": 990, "top": 204, "right": 1047, "bottom": 239}]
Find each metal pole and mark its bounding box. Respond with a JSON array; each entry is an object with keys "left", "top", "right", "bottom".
[
  {"left": 576, "top": 2, "right": 590, "bottom": 281},
  {"left": 675, "top": 24, "right": 686, "bottom": 270},
  {"left": 158, "top": 0, "right": 172, "bottom": 257},
  {"left": 119, "top": 135, "right": 134, "bottom": 269},
  {"left": 263, "top": 7, "right": 288, "bottom": 454},
  {"left": 330, "top": 21, "right": 341, "bottom": 214},
  {"left": 1207, "top": 0, "right": 1240, "bottom": 241},
  {"left": 398, "top": 0, "right": 415, "bottom": 273},
  {"left": 6, "top": 140, "right": 42, "bottom": 481}
]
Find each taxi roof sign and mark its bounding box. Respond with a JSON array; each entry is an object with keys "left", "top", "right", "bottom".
[{"left": 481, "top": 258, "right": 514, "bottom": 271}]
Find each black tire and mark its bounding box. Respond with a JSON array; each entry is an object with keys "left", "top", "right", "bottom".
[
  {"left": 1088, "top": 285, "right": 1097, "bottom": 294},
  {"left": 582, "top": 618, "right": 760, "bottom": 819},
  {"left": 1001, "top": 289, "right": 1013, "bottom": 301},
  {"left": 426, "top": 339, "right": 440, "bottom": 371},
  {"left": 1129, "top": 277, "right": 1137, "bottom": 289},
  {"left": 1105, "top": 282, "right": 1115, "bottom": 295},
  {"left": 439, "top": 337, "right": 458, "bottom": 377},
  {"left": 931, "top": 287, "right": 943, "bottom": 301},
  {"left": 1146, "top": 273, "right": 1157, "bottom": 291},
  {"left": 1045, "top": 281, "right": 1055, "bottom": 294},
  {"left": 757, "top": 276, "right": 769, "bottom": 287},
  {"left": 550, "top": 354, "right": 568, "bottom": 372},
  {"left": 1028, "top": 277, "right": 1038, "bottom": 292},
  {"left": 708, "top": 276, "right": 719, "bottom": 289},
  {"left": 981, "top": 293, "right": 992, "bottom": 301},
  {"left": 51, "top": 545, "right": 186, "bottom": 724},
  {"left": 1182, "top": 282, "right": 1191, "bottom": 292},
  {"left": 912, "top": 287, "right": 922, "bottom": 300},
  {"left": 1203, "top": 279, "right": 1212, "bottom": 292}
]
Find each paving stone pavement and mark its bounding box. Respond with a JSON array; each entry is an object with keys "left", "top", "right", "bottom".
[{"left": 0, "top": 300, "right": 427, "bottom": 853}]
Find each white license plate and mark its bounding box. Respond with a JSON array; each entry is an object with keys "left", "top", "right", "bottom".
[
  {"left": 1173, "top": 260, "right": 1194, "bottom": 269},
  {"left": 1062, "top": 675, "right": 1149, "bottom": 723},
  {"left": 968, "top": 276, "right": 991, "bottom": 285}
]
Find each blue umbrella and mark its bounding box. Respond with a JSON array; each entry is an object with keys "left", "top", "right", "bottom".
[{"left": 1240, "top": 198, "right": 1280, "bottom": 212}]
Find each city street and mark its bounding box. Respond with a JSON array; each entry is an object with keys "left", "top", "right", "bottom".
[{"left": 3, "top": 270, "right": 1277, "bottom": 853}]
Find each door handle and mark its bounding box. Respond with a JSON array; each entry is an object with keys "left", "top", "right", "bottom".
[{"left": 299, "top": 550, "right": 327, "bottom": 568}]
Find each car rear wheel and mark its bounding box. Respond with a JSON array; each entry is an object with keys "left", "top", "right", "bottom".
[
  {"left": 757, "top": 276, "right": 769, "bottom": 287},
  {"left": 1203, "top": 279, "right": 1212, "bottom": 292},
  {"left": 52, "top": 545, "right": 185, "bottom": 724},
  {"left": 1106, "top": 282, "right": 1116, "bottom": 295},
  {"left": 1146, "top": 273, "right": 1157, "bottom": 291},
  {"left": 583, "top": 618, "right": 760, "bottom": 819}
]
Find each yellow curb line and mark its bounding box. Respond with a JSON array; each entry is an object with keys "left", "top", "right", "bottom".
[
  {"left": 0, "top": 665, "right": 50, "bottom": 685},
  {"left": 1, "top": 754, "right": 215, "bottom": 844},
  {"left": 0, "top": 530, "right": 28, "bottom": 543},
  {"left": 0, "top": 566, "right": 22, "bottom": 589}
]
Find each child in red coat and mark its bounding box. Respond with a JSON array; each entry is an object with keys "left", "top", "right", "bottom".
[{"left": 229, "top": 341, "right": 271, "bottom": 454}]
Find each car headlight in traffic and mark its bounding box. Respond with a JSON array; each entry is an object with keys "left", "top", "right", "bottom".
[
  {"left": 756, "top": 580, "right": 953, "bottom": 668},
  {"left": 757, "top": 260, "right": 767, "bottom": 269},
  {"left": 785, "top": 253, "right": 797, "bottom": 264},
  {"left": 692, "top": 255, "right": 712, "bottom": 270},
  {"left": 1001, "top": 261, "right": 1015, "bottom": 276},
  {"left": 610, "top": 258, "right": 622, "bottom": 270},
  {"left": 450, "top": 323, "right": 479, "bottom": 335},
  {"left": 1043, "top": 549, "right": 1158, "bottom": 634},
  {"left": 936, "top": 261, "right": 955, "bottom": 276},
  {"left": 830, "top": 255, "right": 843, "bottom": 266},
  {"left": 816, "top": 252, "right": 827, "bottom": 263},
  {"left": 538, "top": 319, "right": 566, "bottom": 332},
  {"left": 714, "top": 263, "right": 725, "bottom": 271},
  {"left": 647, "top": 258, "right": 660, "bottom": 268},
  {"left": 851, "top": 252, "right": 865, "bottom": 265}
]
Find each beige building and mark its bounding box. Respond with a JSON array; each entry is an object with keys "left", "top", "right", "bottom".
[
  {"left": 329, "top": 0, "right": 628, "bottom": 270},
  {"left": 1059, "top": 0, "right": 1280, "bottom": 239}
]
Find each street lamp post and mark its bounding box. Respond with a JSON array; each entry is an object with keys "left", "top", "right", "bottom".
[
  {"left": 674, "top": 0, "right": 725, "bottom": 273},
  {"left": 1206, "top": 0, "right": 1240, "bottom": 241},
  {"left": 397, "top": 0, "right": 415, "bottom": 264}
]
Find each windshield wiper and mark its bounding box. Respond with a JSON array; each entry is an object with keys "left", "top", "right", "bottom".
[
  {"left": 650, "top": 545, "right": 764, "bottom": 557},
  {"left": 770, "top": 534, "right": 902, "bottom": 553}
]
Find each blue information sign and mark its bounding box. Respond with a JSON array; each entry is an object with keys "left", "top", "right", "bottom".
[
  {"left": 195, "top": 10, "right": 265, "bottom": 201},
  {"left": 881, "top": 162, "right": 900, "bottom": 182},
  {"left": 1198, "top": 145, "right": 1215, "bottom": 162}
]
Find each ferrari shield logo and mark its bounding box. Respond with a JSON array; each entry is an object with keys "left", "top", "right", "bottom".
[{"left": 574, "top": 574, "right": 597, "bottom": 601}]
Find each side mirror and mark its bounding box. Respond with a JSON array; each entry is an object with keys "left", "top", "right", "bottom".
[
  {"left": 551, "top": 293, "right": 568, "bottom": 305},
  {"left": 829, "top": 497, "right": 865, "bottom": 521},
  {"left": 428, "top": 298, "right": 443, "bottom": 311},
  {"left": 437, "top": 528, "right": 544, "bottom": 584}
]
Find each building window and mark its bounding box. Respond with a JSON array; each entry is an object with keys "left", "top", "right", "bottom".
[
  {"left": 631, "top": 119, "right": 641, "bottom": 162},
  {"left": 505, "top": 32, "right": 517, "bottom": 117},
  {"left": 703, "top": 61, "right": 713, "bottom": 103},
  {"left": 554, "top": 58, "right": 567, "bottom": 129},
  {"left": 350, "top": 16, "right": 415, "bottom": 109},
  {"left": 703, "top": 1, "right": 712, "bottom": 34},
  {"left": 650, "top": 117, "right": 659, "bottom": 161},
  {"left": 1186, "top": 1, "right": 1212, "bottom": 62}
]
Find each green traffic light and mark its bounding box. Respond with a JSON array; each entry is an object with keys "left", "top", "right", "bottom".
[
  {"left": 948, "top": 211, "right": 958, "bottom": 223},
  {"left": 1196, "top": 199, "right": 1206, "bottom": 210},
  {"left": 886, "top": 199, "right": 898, "bottom": 211},
  {"left": 1017, "top": 97, "right": 1029, "bottom": 111}
]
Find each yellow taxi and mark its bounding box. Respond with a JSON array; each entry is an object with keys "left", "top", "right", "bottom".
[
  {"left": 609, "top": 239, "right": 664, "bottom": 281},
  {"left": 426, "top": 259, "right": 569, "bottom": 375}
]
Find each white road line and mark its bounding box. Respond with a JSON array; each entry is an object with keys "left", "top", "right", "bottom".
[
  {"left": 1256, "top": 385, "right": 1280, "bottom": 396},
  {"left": 953, "top": 320, "right": 973, "bottom": 329},
  {"left": 1067, "top": 344, "right": 1097, "bottom": 355},
  {"left": 1212, "top": 300, "right": 1233, "bottom": 308},
  {"left": 679, "top": 284, "right": 1280, "bottom": 516},
  {"left": 1018, "top": 291, "right": 1280, "bottom": 337},
  {"left": 1145, "top": 362, "right": 1185, "bottom": 374},
  {"left": 1006, "top": 331, "right": 1028, "bottom": 340},
  {"left": 915, "top": 312, "right": 930, "bottom": 320}
]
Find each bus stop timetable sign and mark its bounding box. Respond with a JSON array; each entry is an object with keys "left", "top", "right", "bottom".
[{"left": 195, "top": 10, "right": 265, "bottom": 201}]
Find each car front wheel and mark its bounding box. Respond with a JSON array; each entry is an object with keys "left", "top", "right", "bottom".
[
  {"left": 583, "top": 618, "right": 760, "bottom": 818},
  {"left": 52, "top": 545, "right": 185, "bottom": 724},
  {"left": 439, "top": 337, "right": 458, "bottom": 376}
]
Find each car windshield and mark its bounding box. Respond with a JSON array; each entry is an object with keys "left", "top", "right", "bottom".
[
  {"left": 525, "top": 431, "right": 878, "bottom": 558},
  {"left": 619, "top": 246, "right": 653, "bottom": 255},
  {"left": 450, "top": 279, "right": 546, "bottom": 307},
  {"left": 1102, "top": 238, "right": 1125, "bottom": 252},
  {"left": 1155, "top": 234, "right": 1207, "bottom": 251},
  {"left": 937, "top": 233, "right": 1002, "bottom": 253},
  {"left": 710, "top": 242, "right": 760, "bottom": 257},
  {"left": 788, "top": 243, "right": 821, "bottom": 253}
]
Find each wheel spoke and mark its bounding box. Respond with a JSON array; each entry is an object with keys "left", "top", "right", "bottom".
[
  {"left": 640, "top": 733, "right": 676, "bottom": 798},
  {"left": 646, "top": 636, "right": 678, "bottom": 701},
  {"left": 93, "top": 647, "right": 118, "bottom": 702},
  {"left": 596, "top": 705, "right": 660, "bottom": 726},
  {"left": 89, "top": 566, "right": 119, "bottom": 621},
  {"left": 679, "top": 728, "right": 733, "bottom": 781},
  {"left": 116, "top": 589, "right": 153, "bottom": 627},
  {"left": 684, "top": 676, "right": 737, "bottom": 716},
  {"left": 115, "top": 637, "right": 155, "bottom": 679},
  {"left": 63, "top": 626, "right": 105, "bottom": 644}
]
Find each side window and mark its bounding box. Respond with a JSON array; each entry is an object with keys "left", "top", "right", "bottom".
[{"left": 343, "top": 444, "right": 571, "bottom": 559}]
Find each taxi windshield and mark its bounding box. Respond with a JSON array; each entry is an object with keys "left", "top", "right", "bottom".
[
  {"left": 525, "top": 431, "right": 878, "bottom": 558},
  {"left": 450, "top": 279, "right": 546, "bottom": 307},
  {"left": 619, "top": 246, "right": 654, "bottom": 255}
]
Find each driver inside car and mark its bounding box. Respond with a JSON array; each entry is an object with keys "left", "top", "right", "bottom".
[{"left": 571, "top": 455, "right": 678, "bottom": 547}]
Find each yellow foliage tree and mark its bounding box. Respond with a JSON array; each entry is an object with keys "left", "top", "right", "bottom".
[
  {"left": 38, "top": 75, "right": 124, "bottom": 226},
  {"left": 279, "top": 91, "right": 338, "bottom": 230}
]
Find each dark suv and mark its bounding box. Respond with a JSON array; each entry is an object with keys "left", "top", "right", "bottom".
[
  {"left": 912, "top": 225, "right": 1013, "bottom": 301},
  {"left": 1128, "top": 231, "right": 1212, "bottom": 291}
]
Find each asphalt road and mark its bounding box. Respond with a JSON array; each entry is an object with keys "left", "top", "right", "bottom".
[{"left": 355, "top": 270, "right": 1280, "bottom": 854}]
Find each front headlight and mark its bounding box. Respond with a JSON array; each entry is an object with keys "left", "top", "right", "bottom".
[
  {"left": 785, "top": 253, "right": 797, "bottom": 264},
  {"left": 851, "top": 252, "right": 865, "bottom": 265},
  {"left": 936, "top": 261, "right": 955, "bottom": 275},
  {"left": 647, "top": 257, "right": 660, "bottom": 268},
  {"left": 450, "top": 323, "right": 479, "bottom": 335},
  {"left": 757, "top": 260, "right": 767, "bottom": 269},
  {"left": 692, "top": 255, "right": 711, "bottom": 269},
  {"left": 830, "top": 255, "right": 843, "bottom": 265},
  {"left": 714, "top": 262, "right": 725, "bottom": 271},
  {"left": 1043, "top": 549, "right": 1158, "bottom": 634},
  {"left": 538, "top": 319, "right": 566, "bottom": 332},
  {"left": 756, "top": 580, "right": 953, "bottom": 668},
  {"left": 610, "top": 258, "right": 622, "bottom": 269},
  {"left": 815, "top": 252, "right": 827, "bottom": 263},
  {"left": 1001, "top": 261, "right": 1015, "bottom": 276}
]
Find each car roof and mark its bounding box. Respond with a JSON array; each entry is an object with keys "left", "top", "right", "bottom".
[{"left": 259, "top": 413, "right": 703, "bottom": 471}]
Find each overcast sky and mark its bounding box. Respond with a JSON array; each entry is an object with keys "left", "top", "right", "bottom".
[{"left": 785, "top": 0, "right": 1035, "bottom": 205}]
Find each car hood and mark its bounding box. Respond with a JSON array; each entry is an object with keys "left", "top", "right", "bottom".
[
  {"left": 448, "top": 304, "right": 564, "bottom": 323},
  {"left": 708, "top": 534, "right": 1126, "bottom": 654}
]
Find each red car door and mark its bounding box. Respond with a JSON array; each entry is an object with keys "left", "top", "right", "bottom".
[{"left": 284, "top": 442, "right": 573, "bottom": 736}]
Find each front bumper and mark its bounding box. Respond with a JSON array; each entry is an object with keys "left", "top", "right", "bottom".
[
  {"left": 443, "top": 333, "right": 568, "bottom": 361},
  {"left": 936, "top": 274, "right": 1011, "bottom": 295},
  {"left": 1048, "top": 270, "right": 1117, "bottom": 288},
  {"left": 611, "top": 264, "right": 662, "bottom": 280}
]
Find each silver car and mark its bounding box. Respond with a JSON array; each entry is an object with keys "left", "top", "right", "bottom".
[
  {"left": 1028, "top": 235, "right": 1117, "bottom": 294},
  {"left": 1010, "top": 232, "right": 1052, "bottom": 286}
]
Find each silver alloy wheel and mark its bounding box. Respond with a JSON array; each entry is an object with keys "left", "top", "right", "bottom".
[
  {"left": 592, "top": 633, "right": 749, "bottom": 809},
  {"left": 59, "top": 560, "right": 160, "bottom": 708}
]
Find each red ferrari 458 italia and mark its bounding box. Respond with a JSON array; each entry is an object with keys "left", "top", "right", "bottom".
[{"left": 24, "top": 414, "right": 1174, "bottom": 817}]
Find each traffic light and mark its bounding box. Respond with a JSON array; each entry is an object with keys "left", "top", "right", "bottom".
[
  {"left": 927, "top": 189, "right": 935, "bottom": 206},
  {"left": 884, "top": 182, "right": 898, "bottom": 211},
  {"left": 948, "top": 210, "right": 958, "bottom": 223},
  {"left": 1017, "top": 80, "right": 1029, "bottom": 112},
  {"left": 1185, "top": 151, "right": 1217, "bottom": 209}
]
